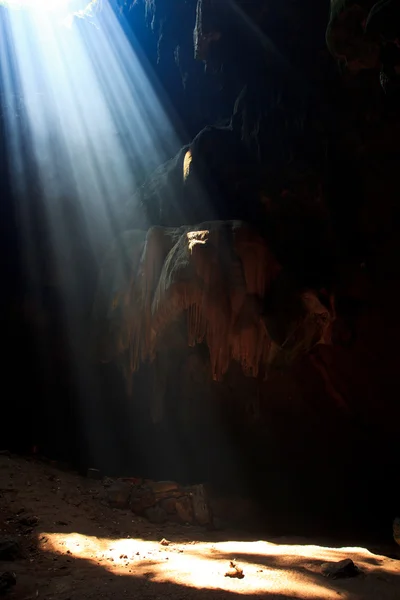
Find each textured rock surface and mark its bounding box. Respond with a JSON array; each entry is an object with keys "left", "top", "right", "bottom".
[
  {"left": 92, "top": 221, "right": 335, "bottom": 384},
  {"left": 106, "top": 482, "right": 132, "bottom": 509},
  {"left": 321, "top": 558, "right": 361, "bottom": 578},
  {"left": 175, "top": 496, "right": 194, "bottom": 524},
  {"left": 108, "top": 477, "right": 213, "bottom": 527},
  {"left": 144, "top": 505, "right": 168, "bottom": 524},
  {"left": 393, "top": 518, "right": 400, "bottom": 546}
]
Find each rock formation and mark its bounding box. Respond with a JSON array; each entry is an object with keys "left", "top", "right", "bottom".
[{"left": 92, "top": 221, "right": 335, "bottom": 384}]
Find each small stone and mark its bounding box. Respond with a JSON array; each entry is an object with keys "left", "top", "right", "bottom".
[
  {"left": 175, "top": 496, "right": 194, "bottom": 524},
  {"left": 160, "top": 538, "right": 170, "bottom": 546},
  {"left": 144, "top": 506, "right": 167, "bottom": 524},
  {"left": 321, "top": 558, "right": 360, "bottom": 579},
  {"left": 0, "top": 540, "right": 22, "bottom": 561},
  {"left": 225, "top": 561, "right": 244, "bottom": 579},
  {"left": 107, "top": 483, "right": 132, "bottom": 509},
  {"left": 87, "top": 468, "right": 102, "bottom": 480}
]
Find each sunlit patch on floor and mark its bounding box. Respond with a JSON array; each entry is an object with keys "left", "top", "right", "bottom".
[{"left": 39, "top": 533, "right": 400, "bottom": 598}]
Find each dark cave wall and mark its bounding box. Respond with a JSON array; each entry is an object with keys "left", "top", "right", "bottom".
[{"left": 114, "top": 0, "right": 400, "bottom": 535}]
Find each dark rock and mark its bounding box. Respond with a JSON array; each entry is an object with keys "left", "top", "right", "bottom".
[
  {"left": 144, "top": 506, "right": 167, "bottom": 524},
  {"left": 0, "top": 571, "right": 16, "bottom": 595},
  {"left": 191, "top": 484, "right": 212, "bottom": 526},
  {"left": 393, "top": 517, "right": 400, "bottom": 546},
  {"left": 129, "top": 487, "right": 156, "bottom": 514},
  {"left": 159, "top": 497, "right": 177, "bottom": 514},
  {"left": 0, "top": 540, "right": 22, "bottom": 561},
  {"left": 175, "top": 496, "right": 194, "bottom": 524},
  {"left": 160, "top": 538, "right": 170, "bottom": 546},
  {"left": 321, "top": 558, "right": 360, "bottom": 579},
  {"left": 224, "top": 561, "right": 244, "bottom": 579},
  {"left": 87, "top": 468, "right": 102, "bottom": 480},
  {"left": 106, "top": 482, "right": 132, "bottom": 509}
]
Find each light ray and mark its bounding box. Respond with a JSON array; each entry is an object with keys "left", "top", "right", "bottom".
[
  {"left": 0, "top": 0, "right": 185, "bottom": 464},
  {"left": 1, "top": 0, "right": 183, "bottom": 296}
]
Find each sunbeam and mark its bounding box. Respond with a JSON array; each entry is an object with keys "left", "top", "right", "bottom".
[
  {"left": 0, "top": 0, "right": 183, "bottom": 309},
  {"left": 0, "top": 0, "right": 98, "bottom": 19},
  {"left": 0, "top": 0, "right": 184, "bottom": 465},
  {"left": 0, "top": 0, "right": 180, "bottom": 243}
]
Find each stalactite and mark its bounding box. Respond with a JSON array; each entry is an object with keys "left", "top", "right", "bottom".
[
  {"left": 233, "top": 224, "right": 281, "bottom": 296},
  {"left": 141, "top": 226, "right": 177, "bottom": 358},
  {"left": 230, "top": 294, "right": 271, "bottom": 378},
  {"left": 93, "top": 221, "right": 337, "bottom": 384},
  {"left": 204, "top": 285, "right": 231, "bottom": 380},
  {"left": 141, "top": 221, "right": 275, "bottom": 378}
]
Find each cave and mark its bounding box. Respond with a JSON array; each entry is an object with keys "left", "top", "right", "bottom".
[{"left": 1, "top": 1, "right": 399, "bottom": 598}]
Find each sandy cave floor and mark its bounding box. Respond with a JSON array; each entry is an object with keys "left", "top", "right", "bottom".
[{"left": 0, "top": 455, "right": 399, "bottom": 600}]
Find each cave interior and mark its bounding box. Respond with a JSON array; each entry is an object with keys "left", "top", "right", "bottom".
[{"left": 1, "top": 0, "right": 400, "bottom": 546}]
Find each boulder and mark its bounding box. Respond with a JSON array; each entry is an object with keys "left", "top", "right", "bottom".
[
  {"left": 321, "top": 558, "right": 360, "bottom": 578},
  {"left": 159, "top": 497, "right": 177, "bottom": 514},
  {"left": 106, "top": 482, "right": 132, "bottom": 509},
  {"left": 129, "top": 487, "right": 156, "bottom": 514},
  {"left": 175, "top": 496, "right": 194, "bottom": 524}
]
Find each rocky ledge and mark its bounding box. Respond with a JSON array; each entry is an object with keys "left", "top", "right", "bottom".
[{"left": 104, "top": 478, "right": 213, "bottom": 527}]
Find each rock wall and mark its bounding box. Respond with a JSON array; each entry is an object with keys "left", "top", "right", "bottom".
[{"left": 106, "top": 478, "right": 212, "bottom": 527}]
